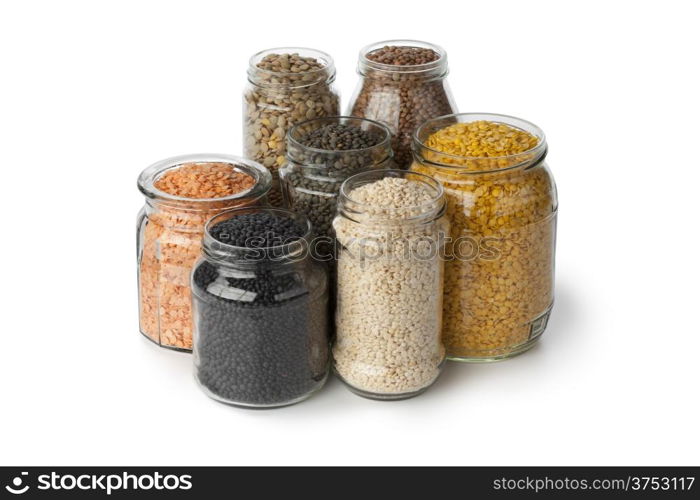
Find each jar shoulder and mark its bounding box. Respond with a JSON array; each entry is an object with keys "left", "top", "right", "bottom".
[
  {"left": 411, "top": 161, "right": 558, "bottom": 225},
  {"left": 191, "top": 258, "right": 328, "bottom": 306}
]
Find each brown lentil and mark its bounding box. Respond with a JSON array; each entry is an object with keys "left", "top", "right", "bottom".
[
  {"left": 411, "top": 115, "right": 557, "bottom": 360},
  {"left": 137, "top": 157, "right": 270, "bottom": 351},
  {"left": 348, "top": 41, "right": 456, "bottom": 168},
  {"left": 243, "top": 49, "right": 340, "bottom": 206},
  {"left": 366, "top": 45, "right": 440, "bottom": 65}
]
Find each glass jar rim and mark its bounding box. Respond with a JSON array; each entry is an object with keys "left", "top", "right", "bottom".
[
  {"left": 138, "top": 153, "right": 272, "bottom": 207},
  {"left": 358, "top": 39, "right": 448, "bottom": 75},
  {"left": 203, "top": 207, "right": 313, "bottom": 259},
  {"left": 413, "top": 112, "right": 548, "bottom": 172},
  {"left": 286, "top": 116, "right": 393, "bottom": 156},
  {"left": 339, "top": 169, "right": 445, "bottom": 222},
  {"left": 247, "top": 47, "right": 336, "bottom": 89}
]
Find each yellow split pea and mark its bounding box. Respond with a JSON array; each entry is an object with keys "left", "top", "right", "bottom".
[{"left": 412, "top": 120, "right": 557, "bottom": 360}]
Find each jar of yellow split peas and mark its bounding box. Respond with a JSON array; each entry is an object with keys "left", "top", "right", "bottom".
[{"left": 411, "top": 113, "right": 557, "bottom": 361}]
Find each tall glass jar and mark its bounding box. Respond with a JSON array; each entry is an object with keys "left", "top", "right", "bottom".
[
  {"left": 280, "top": 116, "right": 393, "bottom": 258},
  {"left": 137, "top": 154, "right": 271, "bottom": 351},
  {"left": 332, "top": 169, "right": 448, "bottom": 400},
  {"left": 192, "top": 208, "right": 329, "bottom": 408},
  {"left": 243, "top": 47, "right": 340, "bottom": 206},
  {"left": 347, "top": 40, "right": 457, "bottom": 169},
  {"left": 411, "top": 113, "right": 558, "bottom": 361}
]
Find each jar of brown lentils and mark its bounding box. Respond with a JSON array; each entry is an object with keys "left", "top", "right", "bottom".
[
  {"left": 347, "top": 40, "right": 457, "bottom": 169},
  {"left": 411, "top": 113, "right": 557, "bottom": 361},
  {"left": 137, "top": 154, "right": 272, "bottom": 351},
  {"left": 243, "top": 48, "right": 340, "bottom": 206}
]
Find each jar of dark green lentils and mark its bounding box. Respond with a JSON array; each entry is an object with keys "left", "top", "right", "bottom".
[{"left": 279, "top": 116, "right": 393, "bottom": 258}]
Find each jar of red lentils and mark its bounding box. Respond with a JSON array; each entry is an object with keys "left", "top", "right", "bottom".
[
  {"left": 137, "top": 154, "right": 271, "bottom": 351},
  {"left": 411, "top": 113, "right": 557, "bottom": 361}
]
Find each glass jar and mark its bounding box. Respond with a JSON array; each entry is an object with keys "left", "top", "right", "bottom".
[
  {"left": 411, "top": 113, "right": 558, "bottom": 361},
  {"left": 192, "top": 208, "right": 330, "bottom": 408},
  {"left": 243, "top": 47, "right": 340, "bottom": 207},
  {"left": 332, "top": 169, "right": 448, "bottom": 400},
  {"left": 347, "top": 40, "right": 457, "bottom": 169},
  {"left": 280, "top": 116, "right": 393, "bottom": 258},
  {"left": 137, "top": 154, "right": 271, "bottom": 351}
]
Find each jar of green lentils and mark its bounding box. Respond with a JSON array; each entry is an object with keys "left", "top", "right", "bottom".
[
  {"left": 411, "top": 113, "right": 557, "bottom": 361},
  {"left": 280, "top": 116, "right": 394, "bottom": 257}
]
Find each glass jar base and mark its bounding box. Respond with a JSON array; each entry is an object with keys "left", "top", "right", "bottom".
[
  {"left": 139, "top": 329, "right": 192, "bottom": 353},
  {"left": 447, "top": 335, "right": 541, "bottom": 363},
  {"left": 194, "top": 371, "right": 329, "bottom": 409},
  {"left": 446, "top": 306, "right": 552, "bottom": 362},
  {"left": 333, "top": 367, "right": 442, "bottom": 401}
]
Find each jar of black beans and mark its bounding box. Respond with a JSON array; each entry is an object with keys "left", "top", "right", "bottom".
[
  {"left": 191, "top": 207, "right": 329, "bottom": 408},
  {"left": 279, "top": 116, "right": 393, "bottom": 260}
]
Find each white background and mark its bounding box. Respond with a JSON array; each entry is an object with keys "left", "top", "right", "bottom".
[{"left": 1, "top": 0, "right": 698, "bottom": 466}]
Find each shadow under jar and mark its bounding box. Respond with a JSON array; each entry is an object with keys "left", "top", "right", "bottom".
[
  {"left": 191, "top": 208, "right": 330, "bottom": 408},
  {"left": 279, "top": 116, "right": 394, "bottom": 260},
  {"left": 137, "top": 154, "right": 271, "bottom": 351},
  {"left": 332, "top": 169, "right": 448, "bottom": 400},
  {"left": 411, "top": 113, "right": 558, "bottom": 361},
  {"left": 243, "top": 48, "right": 340, "bottom": 207},
  {"left": 347, "top": 40, "right": 457, "bottom": 169}
]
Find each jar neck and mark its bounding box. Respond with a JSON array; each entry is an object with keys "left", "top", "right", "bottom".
[
  {"left": 202, "top": 234, "right": 313, "bottom": 271},
  {"left": 247, "top": 69, "right": 336, "bottom": 92},
  {"left": 285, "top": 116, "right": 394, "bottom": 178},
  {"left": 138, "top": 154, "right": 272, "bottom": 212},
  {"left": 358, "top": 60, "right": 448, "bottom": 82},
  {"left": 357, "top": 41, "right": 449, "bottom": 81},
  {"left": 201, "top": 207, "right": 314, "bottom": 271},
  {"left": 338, "top": 170, "right": 446, "bottom": 227},
  {"left": 413, "top": 143, "right": 548, "bottom": 175},
  {"left": 247, "top": 48, "right": 336, "bottom": 90},
  {"left": 412, "top": 113, "right": 548, "bottom": 174}
]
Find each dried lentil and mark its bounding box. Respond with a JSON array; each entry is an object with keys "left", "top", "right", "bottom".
[
  {"left": 153, "top": 162, "right": 255, "bottom": 199},
  {"left": 411, "top": 116, "right": 557, "bottom": 360},
  {"left": 298, "top": 122, "right": 383, "bottom": 151},
  {"left": 333, "top": 173, "right": 447, "bottom": 398},
  {"left": 243, "top": 49, "right": 340, "bottom": 206}
]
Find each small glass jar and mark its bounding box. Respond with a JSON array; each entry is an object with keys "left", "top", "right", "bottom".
[
  {"left": 243, "top": 47, "right": 341, "bottom": 206},
  {"left": 411, "top": 113, "right": 558, "bottom": 361},
  {"left": 347, "top": 40, "right": 457, "bottom": 169},
  {"left": 332, "top": 169, "right": 448, "bottom": 400},
  {"left": 192, "top": 208, "right": 330, "bottom": 408},
  {"left": 280, "top": 116, "right": 394, "bottom": 257},
  {"left": 137, "top": 154, "right": 271, "bottom": 351}
]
